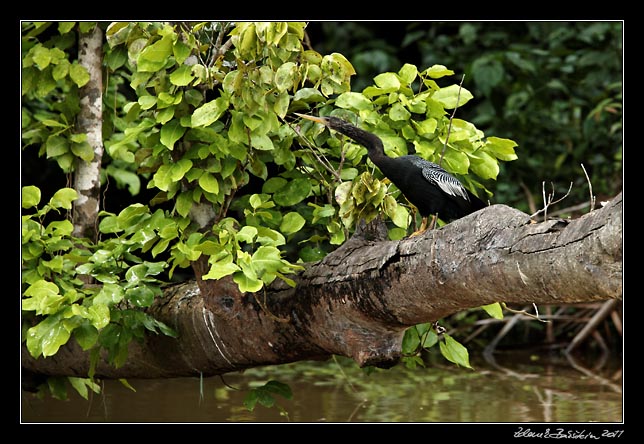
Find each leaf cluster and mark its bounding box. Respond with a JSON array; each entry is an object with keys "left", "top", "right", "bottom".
[
  {"left": 21, "top": 22, "right": 520, "bottom": 396},
  {"left": 22, "top": 185, "right": 176, "bottom": 399},
  {"left": 297, "top": 63, "right": 517, "bottom": 236}
]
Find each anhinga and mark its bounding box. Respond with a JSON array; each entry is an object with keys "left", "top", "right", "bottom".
[{"left": 295, "top": 113, "right": 486, "bottom": 233}]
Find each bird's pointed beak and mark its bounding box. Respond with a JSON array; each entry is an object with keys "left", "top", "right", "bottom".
[{"left": 294, "top": 113, "right": 327, "bottom": 125}]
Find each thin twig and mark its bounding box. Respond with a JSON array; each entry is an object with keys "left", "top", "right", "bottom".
[
  {"left": 253, "top": 289, "right": 291, "bottom": 323},
  {"left": 565, "top": 299, "right": 618, "bottom": 354},
  {"left": 290, "top": 119, "right": 342, "bottom": 182},
  {"left": 332, "top": 355, "right": 359, "bottom": 393},
  {"left": 580, "top": 163, "right": 596, "bottom": 212},
  {"left": 439, "top": 74, "right": 465, "bottom": 167},
  {"left": 501, "top": 302, "right": 550, "bottom": 323},
  {"left": 219, "top": 374, "right": 240, "bottom": 390},
  {"left": 530, "top": 181, "right": 573, "bottom": 220}
]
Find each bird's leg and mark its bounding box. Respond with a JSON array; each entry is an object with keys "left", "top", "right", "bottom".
[
  {"left": 428, "top": 214, "right": 438, "bottom": 230},
  {"left": 409, "top": 214, "right": 438, "bottom": 237},
  {"left": 409, "top": 217, "right": 428, "bottom": 237}
]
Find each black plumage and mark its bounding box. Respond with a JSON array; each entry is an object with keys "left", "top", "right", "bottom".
[{"left": 295, "top": 113, "right": 486, "bottom": 232}]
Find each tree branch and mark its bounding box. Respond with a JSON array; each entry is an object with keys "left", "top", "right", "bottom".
[
  {"left": 72, "top": 25, "right": 103, "bottom": 242},
  {"left": 22, "top": 193, "right": 622, "bottom": 379}
]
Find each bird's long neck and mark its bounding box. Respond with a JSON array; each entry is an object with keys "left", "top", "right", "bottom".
[{"left": 335, "top": 124, "right": 389, "bottom": 164}]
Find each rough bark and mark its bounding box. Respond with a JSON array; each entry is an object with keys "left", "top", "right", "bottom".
[
  {"left": 22, "top": 192, "right": 622, "bottom": 379},
  {"left": 72, "top": 25, "right": 103, "bottom": 241}
]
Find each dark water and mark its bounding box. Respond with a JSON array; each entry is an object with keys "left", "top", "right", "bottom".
[{"left": 21, "top": 352, "right": 622, "bottom": 424}]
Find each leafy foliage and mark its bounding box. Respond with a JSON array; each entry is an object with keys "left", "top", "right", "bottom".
[
  {"left": 22, "top": 21, "right": 519, "bottom": 399},
  {"left": 21, "top": 184, "right": 177, "bottom": 399},
  {"left": 243, "top": 380, "right": 293, "bottom": 413},
  {"left": 311, "top": 22, "right": 622, "bottom": 213}
]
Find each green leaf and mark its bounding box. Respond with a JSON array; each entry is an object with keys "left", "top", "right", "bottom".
[
  {"left": 472, "top": 57, "right": 504, "bottom": 96},
  {"left": 262, "top": 177, "right": 287, "bottom": 194},
  {"left": 30, "top": 45, "right": 52, "bottom": 70},
  {"left": 116, "top": 204, "right": 149, "bottom": 228},
  {"left": 93, "top": 283, "right": 124, "bottom": 306},
  {"left": 68, "top": 377, "right": 89, "bottom": 399},
  {"left": 398, "top": 63, "right": 418, "bottom": 84},
  {"left": 119, "top": 378, "right": 137, "bottom": 392},
  {"left": 98, "top": 215, "right": 120, "bottom": 234},
  {"left": 138, "top": 95, "right": 157, "bottom": 110},
  {"left": 413, "top": 118, "right": 438, "bottom": 136},
  {"left": 273, "top": 178, "right": 311, "bottom": 207},
  {"left": 336, "top": 92, "right": 373, "bottom": 111},
  {"left": 71, "top": 140, "right": 94, "bottom": 162},
  {"left": 202, "top": 256, "right": 241, "bottom": 280},
  {"left": 373, "top": 72, "right": 401, "bottom": 91},
  {"left": 169, "top": 64, "right": 195, "bottom": 86},
  {"left": 198, "top": 172, "right": 220, "bottom": 195},
  {"left": 46, "top": 135, "right": 69, "bottom": 158},
  {"left": 273, "top": 91, "right": 290, "bottom": 118},
  {"left": 481, "top": 302, "right": 504, "bottom": 319},
  {"left": 432, "top": 84, "right": 474, "bottom": 109},
  {"left": 105, "top": 165, "right": 141, "bottom": 195},
  {"left": 233, "top": 270, "right": 263, "bottom": 293},
  {"left": 389, "top": 102, "right": 411, "bottom": 121},
  {"left": 243, "top": 380, "right": 292, "bottom": 411},
  {"left": 425, "top": 64, "right": 455, "bottom": 79},
  {"left": 401, "top": 328, "right": 420, "bottom": 354},
  {"left": 170, "top": 158, "right": 193, "bottom": 182},
  {"left": 251, "top": 246, "right": 284, "bottom": 275},
  {"left": 243, "top": 390, "right": 259, "bottom": 411},
  {"left": 160, "top": 119, "right": 187, "bottom": 150},
  {"left": 292, "top": 87, "right": 325, "bottom": 104},
  {"left": 263, "top": 380, "right": 293, "bottom": 399},
  {"left": 383, "top": 195, "right": 409, "bottom": 228},
  {"left": 421, "top": 329, "right": 439, "bottom": 348},
  {"left": 105, "top": 22, "right": 130, "bottom": 46},
  {"left": 280, "top": 212, "right": 306, "bottom": 235},
  {"left": 441, "top": 148, "right": 470, "bottom": 175},
  {"left": 26, "top": 314, "right": 71, "bottom": 358},
  {"left": 22, "top": 185, "right": 41, "bottom": 209},
  {"left": 439, "top": 334, "right": 473, "bottom": 369},
  {"left": 469, "top": 151, "right": 500, "bottom": 180},
  {"left": 137, "top": 35, "right": 174, "bottom": 72},
  {"left": 49, "top": 188, "right": 78, "bottom": 210},
  {"left": 23, "top": 280, "right": 61, "bottom": 315},
  {"left": 251, "top": 133, "right": 274, "bottom": 151},
  {"left": 74, "top": 323, "right": 99, "bottom": 350},
  {"left": 249, "top": 194, "right": 264, "bottom": 210},
  {"left": 274, "top": 61, "right": 297, "bottom": 92},
  {"left": 256, "top": 226, "right": 285, "bottom": 246},
  {"left": 69, "top": 62, "right": 90, "bottom": 87},
  {"left": 236, "top": 225, "right": 258, "bottom": 243},
  {"left": 486, "top": 137, "right": 518, "bottom": 161},
  {"left": 125, "top": 286, "right": 155, "bottom": 307},
  {"left": 174, "top": 192, "right": 193, "bottom": 218},
  {"left": 191, "top": 97, "right": 228, "bottom": 128}
]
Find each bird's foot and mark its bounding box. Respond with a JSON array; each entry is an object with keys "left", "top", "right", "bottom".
[{"left": 409, "top": 217, "right": 429, "bottom": 237}]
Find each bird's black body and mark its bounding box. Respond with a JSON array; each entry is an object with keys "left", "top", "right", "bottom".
[{"left": 297, "top": 114, "right": 486, "bottom": 223}]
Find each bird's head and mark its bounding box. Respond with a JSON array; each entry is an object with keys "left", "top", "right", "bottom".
[
  {"left": 294, "top": 113, "right": 353, "bottom": 133},
  {"left": 294, "top": 112, "right": 383, "bottom": 154}
]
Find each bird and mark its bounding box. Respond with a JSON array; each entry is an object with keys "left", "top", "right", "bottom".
[{"left": 294, "top": 113, "right": 487, "bottom": 234}]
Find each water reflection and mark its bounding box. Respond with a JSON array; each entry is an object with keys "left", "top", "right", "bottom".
[{"left": 21, "top": 353, "right": 622, "bottom": 423}]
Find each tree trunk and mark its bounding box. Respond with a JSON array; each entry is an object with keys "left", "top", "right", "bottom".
[
  {"left": 72, "top": 25, "right": 103, "bottom": 241},
  {"left": 22, "top": 193, "right": 622, "bottom": 379}
]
